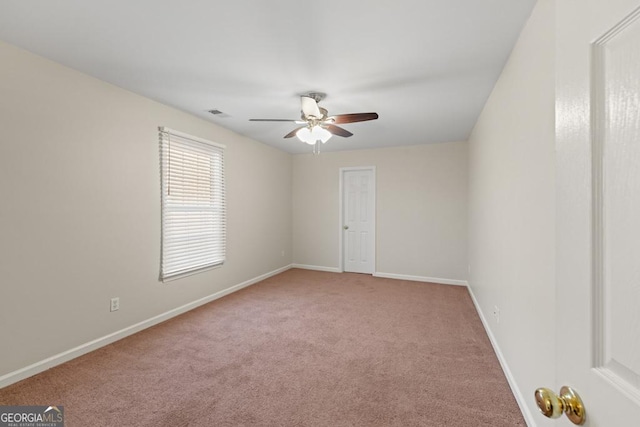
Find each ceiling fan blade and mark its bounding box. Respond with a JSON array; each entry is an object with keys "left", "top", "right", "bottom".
[
  {"left": 330, "top": 112, "right": 379, "bottom": 124},
  {"left": 284, "top": 127, "right": 305, "bottom": 138},
  {"left": 249, "top": 118, "right": 298, "bottom": 122},
  {"left": 325, "top": 124, "right": 353, "bottom": 138},
  {"left": 301, "top": 96, "right": 322, "bottom": 119}
]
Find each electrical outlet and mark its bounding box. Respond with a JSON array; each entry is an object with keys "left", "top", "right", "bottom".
[
  {"left": 110, "top": 297, "right": 120, "bottom": 312},
  {"left": 493, "top": 305, "right": 500, "bottom": 323}
]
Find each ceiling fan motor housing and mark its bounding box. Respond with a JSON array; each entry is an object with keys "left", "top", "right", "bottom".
[{"left": 304, "top": 92, "right": 326, "bottom": 103}]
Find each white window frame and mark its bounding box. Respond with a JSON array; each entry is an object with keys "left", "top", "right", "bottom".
[{"left": 159, "top": 127, "right": 226, "bottom": 281}]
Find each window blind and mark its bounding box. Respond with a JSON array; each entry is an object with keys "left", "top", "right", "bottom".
[{"left": 159, "top": 127, "right": 226, "bottom": 281}]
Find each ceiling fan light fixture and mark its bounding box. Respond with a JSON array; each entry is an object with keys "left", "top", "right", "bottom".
[
  {"left": 296, "top": 126, "right": 332, "bottom": 145},
  {"left": 296, "top": 127, "right": 314, "bottom": 145},
  {"left": 312, "top": 125, "right": 332, "bottom": 143}
]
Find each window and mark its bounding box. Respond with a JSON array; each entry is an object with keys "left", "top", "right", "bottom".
[{"left": 159, "top": 127, "right": 225, "bottom": 281}]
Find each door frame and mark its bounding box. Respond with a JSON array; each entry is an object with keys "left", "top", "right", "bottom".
[{"left": 338, "top": 166, "right": 376, "bottom": 273}]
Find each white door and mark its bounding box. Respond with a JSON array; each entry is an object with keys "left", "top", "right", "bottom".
[
  {"left": 342, "top": 168, "right": 375, "bottom": 274},
  {"left": 555, "top": 0, "right": 640, "bottom": 425}
]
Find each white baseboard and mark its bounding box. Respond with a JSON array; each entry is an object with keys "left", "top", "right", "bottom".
[
  {"left": 291, "top": 264, "right": 342, "bottom": 273},
  {"left": 0, "top": 264, "right": 292, "bottom": 389},
  {"left": 373, "top": 272, "right": 468, "bottom": 287},
  {"left": 466, "top": 285, "right": 537, "bottom": 427}
]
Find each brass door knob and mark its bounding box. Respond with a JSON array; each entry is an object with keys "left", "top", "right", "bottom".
[
  {"left": 343, "top": 225, "right": 349, "bottom": 230},
  {"left": 534, "top": 386, "right": 586, "bottom": 425}
]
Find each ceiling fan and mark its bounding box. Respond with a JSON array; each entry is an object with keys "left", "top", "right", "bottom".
[{"left": 249, "top": 93, "right": 378, "bottom": 153}]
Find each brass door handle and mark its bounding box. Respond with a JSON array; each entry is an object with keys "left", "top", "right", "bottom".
[
  {"left": 534, "top": 386, "right": 586, "bottom": 425},
  {"left": 343, "top": 225, "right": 349, "bottom": 230}
]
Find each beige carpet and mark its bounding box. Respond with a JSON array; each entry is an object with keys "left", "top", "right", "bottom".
[{"left": 0, "top": 269, "right": 525, "bottom": 426}]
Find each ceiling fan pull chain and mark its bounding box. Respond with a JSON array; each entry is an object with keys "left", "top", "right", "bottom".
[{"left": 313, "top": 141, "right": 320, "bottom": 155}]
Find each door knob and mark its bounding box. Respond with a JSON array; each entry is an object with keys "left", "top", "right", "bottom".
[
  {"left": 343, "top": 225, "right": 349, "bottom": 230},
  {"left": 534, "top": 386, "right": 586, "bottom": 425}
]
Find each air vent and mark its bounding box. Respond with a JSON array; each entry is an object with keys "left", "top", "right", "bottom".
[{"left": 207, "top": 109, "right": 230, "bottom": 118}]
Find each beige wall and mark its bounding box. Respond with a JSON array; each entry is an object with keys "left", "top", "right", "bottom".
[
  {"left": 467, "top": 0, "right": 555, "bottom": 423},
  {"left": 0, "top": 41, "right": 292, "bottom": 378},
  {"left": 293, "top": 143, "right": 468, "bottom": 282}
]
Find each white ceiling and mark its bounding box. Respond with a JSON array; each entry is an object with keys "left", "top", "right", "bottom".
[{"left": 0, "top": 0, "right": 536, "bottom": 154}]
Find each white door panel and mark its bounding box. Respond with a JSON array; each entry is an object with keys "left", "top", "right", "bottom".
[
  {"left": 597, "top": 9, "right": 640, "bottom": 398},
  {"left": 342, "top": 168, "right": 375, "bottom": 274},
  {"left": 554, "top": 1, "right": 640, "bottom": 425}
]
